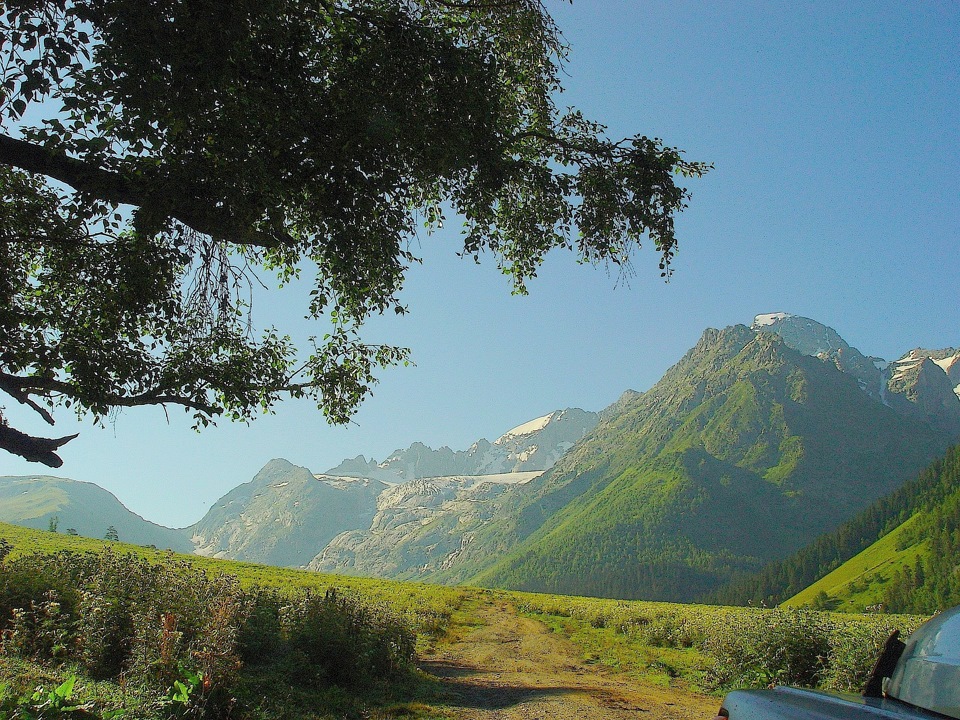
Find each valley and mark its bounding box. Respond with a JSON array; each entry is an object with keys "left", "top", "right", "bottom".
[
  {"left": 0, "top": 522, "right": 925, "bottom": 719},
  {"left": 2, "top": 314, "right": 959, "bottom": 611}
]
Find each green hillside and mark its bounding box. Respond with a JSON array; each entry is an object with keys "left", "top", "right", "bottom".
[
  {"left": 784, "top": 515, "right": 924, "bottom": 611},
  {"left": 433, "top": 326, "right": 952, "bottom": 602},
  {"left": 0, "top": 475, "right": 193, "bottom": 551},
  {"left": 713, "top": 444, "right": 960, "bottom": 614}
]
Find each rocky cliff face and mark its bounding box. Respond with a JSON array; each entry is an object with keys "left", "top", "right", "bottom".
[
  {"left": 886, "top": 351, "right": 960, "bottom": 433},
  {"left": 308, "top": 471, "right": 541, "bottom": 578},
  {"left": 754, "top": 313, "right": 960, "bottom": 432},
  {"left": 190, "top": 459, "right": 387, "bottom": 567},
  {"left": 931, "top": 349, "right": 960, "bottom": 390}
]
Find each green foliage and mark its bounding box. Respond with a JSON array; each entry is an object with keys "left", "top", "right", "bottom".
[
  {"left": 278, "top": 588, "right": 414, "bottom": 686},
  {"left": 165, "top": 665, "right": 204, "bottom": 717},
  {"left": 703, "top": 607, "right": 831, "bottom": 688},
  {"left": 0, "top": 674, "right": 87, "bottom": 719},
  {"left": 0, "top": 521, "right": 472, "bottom": 719},
  {"left": 0, "top": 543, "right": 422, "bottom": 718},
  {"left": 26, "top": 675, "right": 83, "bottom": 717},
  {"left": 820, "top": 616, "right": 912, "bottom": 693},
  {"left": 0, "top": 0, "right": 707, "bottom": 467}
]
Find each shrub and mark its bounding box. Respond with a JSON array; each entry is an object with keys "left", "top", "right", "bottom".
[
  {"left": 0, "top": 553, "right": 83, "bottom": 662},
  {"left": 0, "top": 545, "right": 424, "bottom": 717},
  {"left": 821, "top": 615, "right": 924, "bottom": 693},
  {"left": 279, "top": 588, "right": 414, "bottom": 687},
  {"left": 237, "top": 590, "right": 284, "bottom": 663},
  {"left": 3, "top": 591, "right": 73, "bottom": 662},
  {"left": 703, "top": 607, "right": 831, "bottom": 689}
]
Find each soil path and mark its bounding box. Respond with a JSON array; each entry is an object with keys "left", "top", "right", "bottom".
[{"left": 419, "top": 597, "right": 717, "bottom": 720}]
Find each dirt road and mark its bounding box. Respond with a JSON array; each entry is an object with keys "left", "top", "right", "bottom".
[{"left": 419, "top": 597, "right": 717, "bottom": 720}]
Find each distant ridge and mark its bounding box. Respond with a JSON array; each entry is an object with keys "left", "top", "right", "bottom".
[
  {"left": 0, "top": 475, "right": 192, "bottom": 551},
  {"left": 189, "top": 409, "right": 598, "bottom": 566},
  {"left": 324, "top": 408, "right": 599, "bottom": 483}
]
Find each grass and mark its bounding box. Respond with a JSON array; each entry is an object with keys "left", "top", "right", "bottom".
[
  {"left": 533, "top": 610, "right": 709, "bottom": 689},
  {"left": 0, "top": 520, "right": 934, "bottom": 718},
  {"left": 784, "top": 514, "right": 925, "bottom": 612},
  {"left": 512, "top": 590, "right": 926, "bottom": 693}
]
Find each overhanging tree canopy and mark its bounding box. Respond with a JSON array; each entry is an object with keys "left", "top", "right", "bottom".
[{"left": 0, "top": 0, "right": 709, "bottom": 467}]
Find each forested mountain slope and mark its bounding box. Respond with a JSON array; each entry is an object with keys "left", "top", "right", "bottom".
[
  {"left": 736, "top": 444, "right": 960, "bottom": 614},
  {"left": 431, "top": 325, "right": 953, "bottom": 601}
]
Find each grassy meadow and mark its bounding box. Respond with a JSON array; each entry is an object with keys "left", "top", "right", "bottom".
[
  {"left": 784, "top": 514, "right": 925, "bottom": 612},
  {"left": 514, "top": 592, "right": 925, "bottom": 694},
  {"left": 0, "top": 522, "right": 930, "bottom": 719}
]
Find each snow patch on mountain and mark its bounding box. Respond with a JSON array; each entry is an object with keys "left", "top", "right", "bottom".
[
  {"left": 495, "top": 414, "right": 553, "bottom": 443},
  {"left": 314, "top": 475, "right": 377, "bottom": 490},
  {"left": 752, "top": 312, "right": 792, "bottom": 328},
  {"left": 892, "top": 357, "right": 925, "bottom": 380},
  {"left": 931, "top": 352, "right": 960, "bottom": 397}
]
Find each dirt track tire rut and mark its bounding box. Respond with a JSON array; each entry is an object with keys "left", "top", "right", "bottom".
[{"left": 419, "top": 598, "right": 717, "bottom": 720}]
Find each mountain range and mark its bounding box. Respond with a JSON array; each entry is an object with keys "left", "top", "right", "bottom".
[{"left": 2, "top": 313, "right": 957, "bottom": 604}]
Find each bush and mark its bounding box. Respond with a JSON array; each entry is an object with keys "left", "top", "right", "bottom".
[
  {"left": 0, "top": 546, "right": 421, "bottom": 718},
  {"left": 3, "top": 591, "right": 74, "bottom": 662},
  {"left": 703, "top": 607, "right": 831, "bottom": 689},
  {"left": 0, "top": 553, "right": 84, "bottom": 662},
  {"left": 821, "top": 615, "right": 924, "bottom": 693},
  {"left": 279, "top": 588, "right": 414, "bottom": 686}
]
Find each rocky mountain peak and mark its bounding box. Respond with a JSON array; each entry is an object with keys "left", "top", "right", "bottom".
[
  {"left": 885, "top": 351, "right": 960, "bottom": 433},
  {"left": 750, "top": 313, "right": 960, "bottom": 433},
  {"left": 322, "top": 408, "right": 598, "bottom": 482},
  {"left": 751, "top": 313, "right": 850, "bottom": 357}
]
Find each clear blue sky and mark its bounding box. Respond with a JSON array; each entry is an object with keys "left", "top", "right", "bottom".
[{"left": 3, "top": 0, "right": 958, "bottom": 528}]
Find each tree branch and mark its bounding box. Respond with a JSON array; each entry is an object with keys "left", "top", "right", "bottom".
[
  {"left": 0, "top": 133, "right": 294, "bottom": 248},
  {"left": 0, "top": 374, "right": 56, "bottom": 425},
  {"left": 0, "top": 371, "right": 221, "bottom": 417},
  {"left": 0, "top": 423, "right": 78, "bottom": 467},
  {"left": 506, "top": 129, "right": 619, "bottom": 158},
  {"left": 430, "top": 0, "right": 528, "bottom": 8}
]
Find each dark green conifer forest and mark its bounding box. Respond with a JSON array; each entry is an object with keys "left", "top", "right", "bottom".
[{"left": 710, "top": 444, "right": 960, "bottom": 612}]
